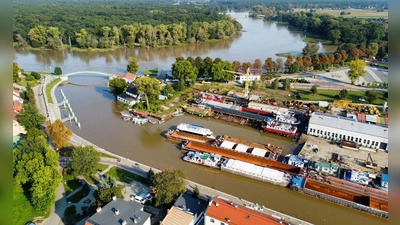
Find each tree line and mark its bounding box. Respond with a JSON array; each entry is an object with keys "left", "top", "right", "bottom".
[{"left": 13, "top": 1, "right": 242, "bottom": 49}]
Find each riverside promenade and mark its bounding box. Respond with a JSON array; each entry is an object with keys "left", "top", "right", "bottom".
[{"left": 38, "top": 74, "right": 313, "bottom": 225}]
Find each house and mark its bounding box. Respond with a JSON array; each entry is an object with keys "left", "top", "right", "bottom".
[
  {"left": 204, "top": 197, "right": 285, "bottom": 225},
  {"left": 307, "top": 112, "right": 388, "bottom": 151},
  {"left": 161, "top": 193, "right": 206, "bottom": 225},
  {"left": 117, "top": 86, "right": 141, "bottom": 106},
  {"left": 235, "top": 68, "right": 261, "bottom": 84},
  {"left": 118, "top": 72, "right": 137, "bottom": 83},
  {"left": 85, "top": 197, "right": 151, "bottom": 225}
]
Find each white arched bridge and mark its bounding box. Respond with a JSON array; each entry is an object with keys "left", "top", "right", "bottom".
[{"left": 60, "top": 71, "right": 118, "bottom": 81}]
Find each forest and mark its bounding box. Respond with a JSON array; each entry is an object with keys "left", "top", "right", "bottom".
[{"left": 13, "top": 0, "right": 242, "bottom": 49}]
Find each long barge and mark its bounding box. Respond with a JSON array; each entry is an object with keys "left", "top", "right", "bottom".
[
  {"left": 181, "top": 104, "right": 214, "bottom": 117},
  {"left": 291, "top": 176, "right": 388, "bottom": 218},
  {"left": 182, "top": 140, "right": 301, "bottom": 174},
  {"left": 165, "top": 130, "right": 215, "bottom": 143},
  {"left": 182, "top": 151, "right": 224, "bottom": 169}
]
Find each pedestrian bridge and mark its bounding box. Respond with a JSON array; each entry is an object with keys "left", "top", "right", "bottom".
[{"left": 60, "top": 71, "right": 118, "bottom": 81}]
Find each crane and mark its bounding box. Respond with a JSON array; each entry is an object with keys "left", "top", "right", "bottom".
[{"left": 223, "top": 67, "right": 251, "bottom": 99}]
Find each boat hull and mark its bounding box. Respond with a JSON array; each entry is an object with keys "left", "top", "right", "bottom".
[
  {"left": 261, "top": 125, "right": 296, "bottom": 137},
  {"left": 241, "top": 107, "right": 274, "bottom": 117}
]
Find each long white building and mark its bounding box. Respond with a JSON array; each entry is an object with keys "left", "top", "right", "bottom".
[{"left": 307, "top": 112, "right": 388, "bottom": 151}]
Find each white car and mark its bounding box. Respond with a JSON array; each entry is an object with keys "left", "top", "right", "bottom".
[
  {"left": 359, "top": 98, "right": 366, "bottom": 102},
  {"left": 135, "top": 193, "right": 152, "bottom": 204}
]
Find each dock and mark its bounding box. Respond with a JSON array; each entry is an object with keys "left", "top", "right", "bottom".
[
  {"left": 182, "top": 141, "right": 301, "bottom": 174},
  {"left": 165, "top": 130, "right": 215, "bottom": 143}
]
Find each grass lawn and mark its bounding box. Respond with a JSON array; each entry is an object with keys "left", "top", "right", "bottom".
[
  {"left": 83, "top": 174, "right": 100, "bottom": 185},
  {"left": 17, "top": 77, "right": 39, "bottom": 88},
  {"left": 296, "top": 89, "right": 387, "bottom": 105},
  {"left": 105, "top": 167, "right": 147, "bottom": 184},
  {"left": 63, "top": 174, "right": 82, "bottom": 196},
  {"left": 97, "top": 164, "right": 110, "bottom": 172},
  {"left": 292, "top": 8, "right": 388, "bottom": 18},
  {"left": 13, "top": 183, "right": 49, "bottom": 225},
  {"left": 142, "top": 68, "right": 159, "bottom": 77},
  {"left": 66, "top": 184, "right": 91, "bottom": 203},
  {"left": 46, "top": 78, "right": 61, "bottom": 104},
  {"left": 98, "top": 151, "right": 118, "bottom": 159}
]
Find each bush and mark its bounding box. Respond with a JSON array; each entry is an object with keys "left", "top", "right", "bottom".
[
  {"left": 54, "top": 66, "right": 63, "bottom": 75},
  {"left": 31, "top": 72, "right": 41, "bottom": 80},
  {"left": 25, "top": 75, "right": 35, "bottom": 81}
]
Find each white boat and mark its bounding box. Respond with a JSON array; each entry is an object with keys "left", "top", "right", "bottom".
[
  {"left": 176, "top": 123, "right": 215, "bottom": 138},
  {"left": 132, "top": 117, "right": 148, "bottom": 125},
  {"left": 276, "top": 111, "right": 300, "bottom": 125}
]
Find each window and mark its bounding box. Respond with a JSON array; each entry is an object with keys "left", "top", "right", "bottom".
[
  {"left": 339, "top": 134, "right": 342, "bottom": 138},
  {"left": 372, "top": 141, "right": 375, "bottom": 146},
  {"left": 324, "top": 131, "right": 327, "bottom": 135},
  {"left": 367, "top": 140, "right": 370, "bottom": 145},
  {"left": 350, "top": 137, "right": 354, "bottom": 141},
  {"left": 221, "top": 223, "right": 225, "bottom": 225},
  {"left": 355, "top": 138, "right": 358, "bottom": 142},
  {"left": 364, "top": 139, "right": 366, "bottom": 144},
  {"left": 376, "top": 142, "right": 379, "bottom": 146},
  {"left": 335, "top": 133, "right": 338, "bottom": 137},
  {"left": 210, "top": 218, "right": 215, "bottom": 223},
  {"left": 328, "top": 132, "right": 330, "bottom": 136}
]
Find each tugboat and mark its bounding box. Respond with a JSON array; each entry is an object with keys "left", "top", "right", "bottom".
[
  {"left": 275, "top": 111, "right": 300, "bottom": 125},
  {"left": 261, "top": 118, "right": 297, "bottom": 137}
]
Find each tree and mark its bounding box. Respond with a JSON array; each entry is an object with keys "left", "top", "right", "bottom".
[
  {"left": 95, "top": 184, "right": 124, "bottom": 206},
  {"left": 302, "top": 42, "right": 319, "bottom": 56},
  {"left": 272, "top": 78, "right": 279, "bottom": 90},
  {"left": 368, "top": 43, "right": 379, "bottom": 58},
  {"left": 365, "top": 90, "right": 378, "bottom": 104},
  {"left": 327, "top": 29, "right": 341, "bottom": 45},
  {"left": 211, "top": 61, "right": 234, "bottom": 81},
  {"left": 383, "top": 92, "right": 388, "bottom": 99},
  {"left": 253, "top": 58, "right": 263, "bottom": 69},
  {"left": 147, "top": 168, "right": 155, "bottom": 186},
  {"left": 45, "top": 119, "right": 73, "bottom": 149},
  {"left": 303, "top": 56, "right": 312, "bottom": 70},
  {"left": 263, "top": 58, "right": 274, "bottom": 72},
  {"left": 232, "top": 60, "right": 241, "bottom": 70},
  {"left": 171, "top": 60, "right": 197, "bottom": 91},
  {"left": 54, "top": 66, "right": 62, "bottom": 75},
  {"left": 134, "top": 76, "right": 162, "bottom": 109},
  {"left": 108, "top": 78, "right": 128, "bottom": 99},
  {"left": 18, "top": 103, "right": 45, "bottom": 130},
  {"left": 13, "top": 62, "right": 21, "bottom": 83},
  {"left": 26, "top": 83, "right": 36, "bottom": 105},
  {"left": 71, "top": 145, "right": 100, "bottom": 176},
  {"left": 276, "top": 58, "right": 284, "bottom": 72},
  {"left": 285, "top": 55, "right": 294, "bottom": 68},
  {"left": 284, "top": 78, "right": 291, "bottom": 90},
  {"left": 161, "top": 84, "right": 174, "bottom": 96},
  {"left": 377, "top": 46, "right": 386, "bottom": 58},
  {"left": 310, "top": 85, "right": 318, "bottom": 95},
  {"left": 348, "top": 59, "right": 366, "bottom": 83},
  {"left": 194, "top": 56, "right": 205, "bottom": 77},
  {"left": 242, "top": 62, "right": 252, "bottom": 69},
  {"left": 338, "top": 89, "right": 349, "bottom": 100},
  {"left": 127, "top": 57, "right": 140, "bottom": 73},
  {"left": 203, "top": 57, "right": 213, "bottom": 79},
  {"left": 154, "top": 168, "right": 186, "bottom": 206},
  {"left": 193, "top": 185, "right": 200, "bottom": 199},
  {"left": 31, "top": 71, "right": 41, "bottom": 80}
]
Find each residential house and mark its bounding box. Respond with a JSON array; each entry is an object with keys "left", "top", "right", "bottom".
[
  {"left": 117, "top": 86, "right": 140, "bottom": 107},
  {"left": 204, "top": 197, "right": 285, "bottom": 225},
  {"left": 118, "top": 72, "right": 137, "bottom": 84},
  {"left": 235, "top": 68, "right": 261, "bottom": 84},
  {"left": 161, "top": 193, "right": 206, "bottom": 225},
  {"left": 85, "top": 197, "right": 151, "bottom": 225}
]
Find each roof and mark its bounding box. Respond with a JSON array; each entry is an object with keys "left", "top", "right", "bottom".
[
  {"left": 118, "top": 72, "right": 136, "bottom": 82},
  {"left": 220, "top": 140, "right": 236, "bottom": 149},
  {"left": 205, "top": 198, "right": 283, "bottom": 225},
  {"left": 161, "top": 206, "right": 194, "bottom": 225},
  {"left": 173, "top": 193, "right": 206, "bottom": 216},
  {"left": 309, "top": 112, "right": 388, "bottom": 139},
  {"left": 251, "top": 148, "right": 267, "bottom": 157},
  {"left": 85, "top": 198, "right": 150, "bottom": 225},
  {"left": 235, "top": 144, "right": 248, "bottom": 153}
]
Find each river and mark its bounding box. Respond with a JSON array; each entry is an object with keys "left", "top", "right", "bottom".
[{"left": 15, "top": 12, "right": 386, "bottom": 225}]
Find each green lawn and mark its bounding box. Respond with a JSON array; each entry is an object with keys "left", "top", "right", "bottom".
[
  {"left": 17, "top": 79, "right": 39, "bottom": 88},
  {"left": 142, "top": 68, "right": 159, "bottom": 77},
  {"left": 83, "top": 174, "right": 100, "bottom": 185},
  {"left": 46, "top": 78, "right": 61, "bottom": 104},
  {"left": 63, "top": 174, "right": 82, "bottom": 196},
  {"left": 98, "top": 151, "right": 118, "bottom": 159},
  {"left": 296, "top": 89, "right": 387, "bottom": 105},
  {"left": 97, "top": 164, "right": 109, "bottom": 172},
  {"left": 66, "top": 184, "right": 91, "bottom": 203},
  {"left": 105, "top": 167, "right": 147, "bottom": 184},
  {"left": 13, "top": 183, "right": 49, "bottom": 225}
]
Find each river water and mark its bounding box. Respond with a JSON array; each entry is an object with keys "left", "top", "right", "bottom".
[{"left": 15, "top": 12, "right": 386, "bottom": 225}]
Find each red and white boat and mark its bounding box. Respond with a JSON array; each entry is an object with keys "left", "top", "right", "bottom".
[{"left": 261, "top": 118, "right": 297, "bottom": 137}]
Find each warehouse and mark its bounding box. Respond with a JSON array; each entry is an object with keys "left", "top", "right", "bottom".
[{"left": 307, "top": 112, "right": 388, "bottom": 151}]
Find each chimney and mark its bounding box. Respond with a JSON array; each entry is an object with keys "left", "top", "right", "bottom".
[
  {"left": 235, "top": 204, "right": 238, "bottom": 208},
  {"left": 122, "top": 221, "right": 127, "bottom": 225},
  {"left": 96, "top": 207, "right": 102, "bottom": 213},
  {"left": 227, "top": 218, "right": 231, "bottom": 222},
  {"left": 215, "top": 202, "right": 219, "bottom": 207},
  {"left": 115, "top": 209, "right": 120, "bottom": 215},
  {"left": 112, "top": 196, "right": 117, "bottom": 201}
]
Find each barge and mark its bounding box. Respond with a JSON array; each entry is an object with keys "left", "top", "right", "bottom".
[
  {"left": 165, "top": 130, "right": 215, "bottom": 143},
  {"left": 181, "top": 104, "right": 214, "bottom": 117},
  {"left": 183, "top": 151, "right": 224, "bottom": 169},
  {"left": 261, "top": 118, "right": 297, "bottom": 137},
  {"left": 177, "top": 123, "right": 216, "bottom": 138}
]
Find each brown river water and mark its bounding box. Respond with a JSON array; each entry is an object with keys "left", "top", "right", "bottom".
[{"left": 14, "top": 12, "right": 387, "bottom": 225}]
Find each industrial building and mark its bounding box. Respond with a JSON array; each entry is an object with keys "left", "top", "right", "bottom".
[{"left": 307, "top": 112, "right": 388, "bottom": 151}]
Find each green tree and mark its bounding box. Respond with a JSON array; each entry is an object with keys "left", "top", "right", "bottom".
[
  {"left": 28, "top": 25, "right": 47, "bottom": 47},
  {"left": 108, "top": 78, "right": 128, "bottom": 99},
  {"left": 272, "top": 78, "right": 279, "bottom": 90},
  {"left": 127, "top": 57, "right": 140, "bottom": 73},
  {"left": 147, "top": 168, "right": 155, "bottom": 186},
  {"left": 302, "top": 42, "right": 320, "bottom": 56},
  {"left": 383, "top": 92, "right": 388, "bottom": 99},
  {"left": 18, "top": 103, "right": 45, "bottom": 130},
  {"left": 284, "top": 78, "right": 291, "bottom": 90},
  {"left": 161, "top": 84, "right": 174, "bottom": 96},
  {"left": 194, "top": 56, "right": 205, "bottom": 77},
  {"left": 193, "top": 185, "right": 200, "bottom": 199},
  {"left": 26, "top": 83, "right": 36, "bottom": 105},
  {"left": 171, "top": 60, "right": 198, "bottom": 91},
  {"left": 348, "top": 59, "right": 366, "bottom": 84},
  {"left": 338, "top": 89, "right": 349, "bottom": 100},
  {"left": 71, "top": 145, "right": 100, "bottom": 176},
  {"left": 232, "top": 60, "right": 241, "bottom": 70},
  {"left": 13, "top": 62, "right": 21, "bottom": 83},
  {"left": 365, "top": 90, "right": 378, "bottom": 104},
  {"left": 154, "top": 168, "right": 186, "bottom": 206},
  {"left": 45, "top": 119, "right": 73, "bottom": 150},
  {"left": 95, "top": 184, "right": 123, "bottom": 206},
  {"left": 310, "top": 85, "right": 318, "bottom": 95},
  {"left": 242, "top": 62, "right": 252, "bottom": 69},
  {"left": 368, "top": 43, "right": 379, "bottom": 58},
  {"left": 134, "top": 76, "right": 162, "bottom": 109},
  {"left": 30, "top": 72, "right": 41, "bottom": 80},
  {"left": 327, "top": 29, "right": 341, "bottom": 45},
  {"left": 203, "top": 57, "right": 213, "bottom": 79},
  {"left": 211, "top": 61, "right": 234, "bottom": 81},
  {"left": 54, "top": 66, "right": 62, "bottom": 75}
]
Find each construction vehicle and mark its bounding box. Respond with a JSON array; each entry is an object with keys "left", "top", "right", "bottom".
[{"left": 366, "top": 153, "right": 378, "bottom": 169}]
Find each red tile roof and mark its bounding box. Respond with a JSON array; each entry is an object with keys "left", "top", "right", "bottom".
[
  {"left": 118, "top": 72, "right": 136, "bottom": 82},
  {"left": 205, "top": 198, "right": 284, "bottom": 225},
  {"left": 13, "top": 101, "right": 23, "bottom": 113}
]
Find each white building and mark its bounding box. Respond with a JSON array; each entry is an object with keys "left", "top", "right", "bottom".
[
  {"left": 307, "top": 112, "right": 388, "bottom": 151},
  {"left": 117, "top": 86, "right": 140, "bottom": 106},
  {"left": 235, "top": 68, "right": 261, "bottom": 84}
]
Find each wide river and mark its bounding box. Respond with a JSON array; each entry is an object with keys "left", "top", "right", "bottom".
[{"left": 14, "top": 13, "right": 386, "bottom": 225}]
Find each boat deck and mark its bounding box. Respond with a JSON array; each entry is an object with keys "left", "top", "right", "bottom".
[
  {"left": 217, "top": 135, "right": 283, "bottom": 160},
  {"left": 166, "top": 130, "right": 215, "bottom": 143},
  {"left": 182, "top": 104, "right": 214, "bottom": 117},
  {"left": 182, "top": 141, "right": 301, "bottom": 174}
]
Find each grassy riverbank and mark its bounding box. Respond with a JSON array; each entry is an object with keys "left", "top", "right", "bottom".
[{"left": 46, "top": 78, "right": 61, "bottom": 104}]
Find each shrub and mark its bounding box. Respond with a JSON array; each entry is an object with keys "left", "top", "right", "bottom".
[
  {"left": 31, "top": 72, "right": 41, "bottom": 80},
  {"left": 54, "top": 66, "right": 63, "bottom": 75},
  {"left": 26, "top": 75, "right": 35, "bottom": 81}
]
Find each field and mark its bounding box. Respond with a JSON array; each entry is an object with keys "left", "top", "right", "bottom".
[
  {"left": 296, "top": 89, "right": 387, "bottom": 105},
  {"left": 105, "top": 167, "right": 147, "bottom": 184},
  {"left": 293, "top": 8, "right": 388, "bottom": 18},
  {"left": 45, "top": 78, "right": 61, "bottom": 104}
]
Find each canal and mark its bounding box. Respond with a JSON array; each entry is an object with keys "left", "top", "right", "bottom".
[{"left": 54, "top": 75, "right": 387, "bottom": 225}]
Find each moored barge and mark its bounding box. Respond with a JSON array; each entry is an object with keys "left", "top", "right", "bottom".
[
  {"left": 165, "top": 130, "right": 215, "bottom": 143},
  {"left": 181, "top": 104, "right": 214, "bottom": 117},
  {"left": 177, "top": 123, "right": 216, "bottom": 138},
  {"left": 183, "top": 151, "right": 224, "bottom": 169}
]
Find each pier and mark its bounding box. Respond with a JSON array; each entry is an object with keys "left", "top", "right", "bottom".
[{"left": 59, "top": 89, "right": 80, "bottom": 128}]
